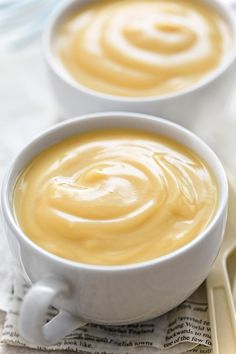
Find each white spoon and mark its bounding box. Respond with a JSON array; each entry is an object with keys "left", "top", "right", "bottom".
[{"left": 207, "top": 171, "right": 236, "bottom": 354}]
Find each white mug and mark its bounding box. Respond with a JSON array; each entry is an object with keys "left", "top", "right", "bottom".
[
  {"left": 1, "top": 112, "right": 228, "bottom": 346},
  {"left": 43, "top": 0, "right": 236, "bottom": 126}
]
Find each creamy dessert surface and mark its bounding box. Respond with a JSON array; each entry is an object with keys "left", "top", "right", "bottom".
[
  {"left": 14, "top": 129, "right": 218, "bottom": 265},
  {"left": 55, "top": 0, "right": 232, "bottom": 97}
]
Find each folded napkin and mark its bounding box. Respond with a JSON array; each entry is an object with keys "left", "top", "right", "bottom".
[{"left": 0, "top": 272, "right": 212, "bottom": 354}]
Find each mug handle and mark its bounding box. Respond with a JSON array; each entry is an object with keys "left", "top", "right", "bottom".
[{"left": 19, "top": 276, "right": 86, "bottom": 346}]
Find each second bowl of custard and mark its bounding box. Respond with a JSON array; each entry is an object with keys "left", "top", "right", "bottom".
[{"left": 43, "top": 0, "right": 236, "bottom": 124}]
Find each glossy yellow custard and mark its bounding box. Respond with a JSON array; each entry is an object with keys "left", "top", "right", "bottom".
[
  {"left": 13, "top": 129, "right": 217, "bottom": 265},
  {"left": 54, "top": 0, "right": 231, "bottom": 97}
]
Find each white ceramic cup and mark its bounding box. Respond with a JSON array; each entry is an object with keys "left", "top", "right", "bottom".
[
  {"left": 43, "top": 0, "right": 236, "bottom": 126},
  {"left": 1, "top": 112, "right": 228, "bottom": 346}
]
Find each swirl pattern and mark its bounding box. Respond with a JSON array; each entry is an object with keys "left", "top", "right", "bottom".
[
  {"left": 14, "top": 130, "right": 217, "bottom": 265},
  {"left": 55, "top": 0, "right": 231, "bottom": 97}
]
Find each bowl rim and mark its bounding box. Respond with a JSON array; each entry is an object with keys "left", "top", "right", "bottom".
[
  {"left": 1, "top": 112, "right": 229, "bottom": 272},
  {"left": 42, "top": 0, "right": 236, "bottom": 102}
]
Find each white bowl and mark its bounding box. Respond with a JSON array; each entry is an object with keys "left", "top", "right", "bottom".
[
  {"left": 1, "top": 112, "right": 228, "bottom": 345},
  {"left": 43, "top": 0, "right": 236, "bottom": 126}
]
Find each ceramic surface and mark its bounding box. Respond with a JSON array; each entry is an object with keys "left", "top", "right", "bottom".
[
  {"left": 43, "top": 0, "right": 236, "bottom": 126},
  {"left": 1, "top": 112, "right": 228, "bottom": 345}
]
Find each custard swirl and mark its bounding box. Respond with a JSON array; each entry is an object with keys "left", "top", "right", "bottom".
[
  {"left": 14, "top": 130, "right": 217, "bottom": 265},
  {"left": 55, "top": 0, "right": 231, "bottom": 97}
]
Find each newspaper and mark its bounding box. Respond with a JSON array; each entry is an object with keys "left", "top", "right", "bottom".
[{"left": 1, "top": 273, "right": 212, "bottom": 354}]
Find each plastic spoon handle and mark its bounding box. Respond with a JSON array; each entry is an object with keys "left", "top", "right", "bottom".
[{"left": 207, "top": 267, "right": 236, "bottom": 354}]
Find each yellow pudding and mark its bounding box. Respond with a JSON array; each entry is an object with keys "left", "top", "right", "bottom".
[
  {"left": 54, "top": 0, "right": 231, "bottom": 97},
  {"left": 13, "top": 129, "right": 217, "bottom": 265}
]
